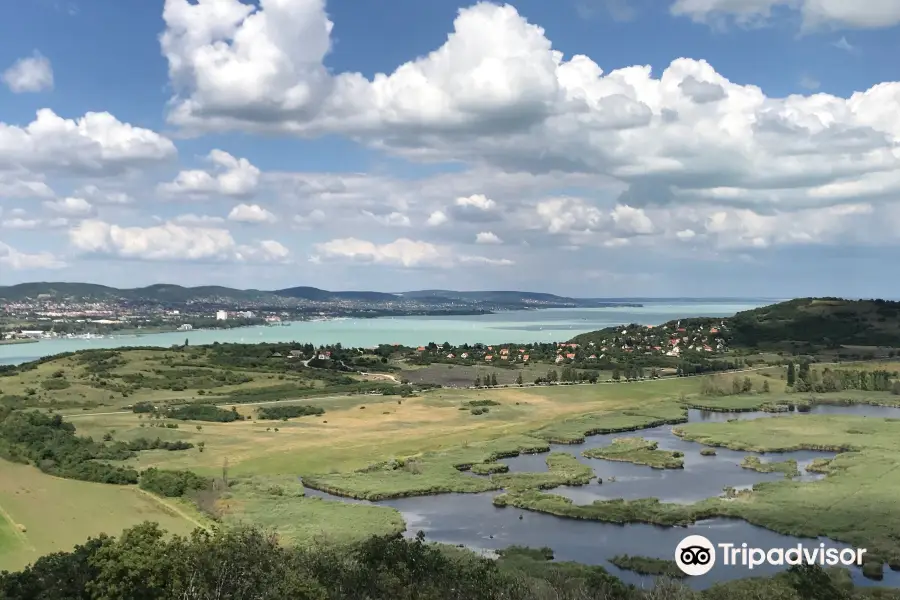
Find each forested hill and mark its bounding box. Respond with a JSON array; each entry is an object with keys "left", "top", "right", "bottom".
[{"left": 569, "top": 298, "right": 900, "bottom": 349}]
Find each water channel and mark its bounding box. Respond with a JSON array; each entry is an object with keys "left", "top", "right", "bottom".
[{"left": 302, "top": 404, "right": 900, "bottom": 590}]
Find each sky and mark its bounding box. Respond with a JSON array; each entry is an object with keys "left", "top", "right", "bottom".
[{"left": 0, "top": 0, "right": 899, "bottom": 298}]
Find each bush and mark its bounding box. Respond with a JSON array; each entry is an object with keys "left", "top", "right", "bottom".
[
  {"left": 257, "top": 405, "right": 324, "bottom": 420},
  {"left": 166, "top": 404, "right": 242, "bottom": 422},
  {"left": 41, "top": 378, "right": 71, "bottom": 390},
  {"left": 139, "top": 468, "right": 210, "bottom": 497}
]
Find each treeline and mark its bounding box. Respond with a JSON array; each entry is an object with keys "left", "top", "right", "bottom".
[
  {"left": 788, "top": 364, "right": 899, "bottom": 394},
  {"left": 166, "top": 404, "right": 244, "bottom": 422},
  {"left": 0, "top": 409, "right": 138, "bottom": 484},
  {"left": 257, "top": 405, "right": 324, "bottom": 419},
  {"left": 0, "top": 522, "right": 861, "bottom": 600},
  {"left": 125, "top": 437, "right": 193, "bottom": 452}
]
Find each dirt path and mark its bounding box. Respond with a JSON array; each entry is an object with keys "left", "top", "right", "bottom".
[
  {"left": 0, "top": 500, "right": 34, "bottom": 551},
  {"left": 134, "top": 488, "right": 209, "bottom": 532}
]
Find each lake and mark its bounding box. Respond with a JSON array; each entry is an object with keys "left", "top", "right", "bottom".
[
  {"left": 303, "top": 403, "right": 900, "bottom": 590},
  {"left": 0, "top": 300, "right": 770, "bottom": 365}
]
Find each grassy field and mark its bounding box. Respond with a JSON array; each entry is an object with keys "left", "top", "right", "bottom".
[
  {"left": 396, "top": 361, "right": 612, "bottom": 387},
  {"left": 0, "top": 460, "right": 206, "bottom": 572},
  {"left": 4, "top": 346, "right": 898, "bottom": 577},
  {"left": 583, "top": 437, "right": 685, "bottom": 469}
]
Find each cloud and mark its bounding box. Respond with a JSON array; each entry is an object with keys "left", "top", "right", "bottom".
[
  {"left": 68, "top": 219, "right": 290, "bottom": 263},
  {"left": 0, "top": 109, "right": 176, "bottom": 174},
  {"left": 670, "top": 0, "right": 900, "bottom": 29},
  {"left": 361, "top": 210, "right": 411, "bottom": 227},
  {"left": 312, "top": 237, "right": 513, "bottom": 268},
  {"left": 0, "top": 174, "right": 54, "bottom": 199},
  {"left": 611, "top": 204, "right": 654, "bottom": 235},
  {"left": 293, "top": 209, "right": 326, "bottom": 229},
  {"left": 157, "top": 0, "right": 900, "bottom": 217},
  {"left": 1, "top": 218, "right": 40, "bottom": 230},
  {"left": 159, "top": 149, "right": 260, "bottom": 197},
  {"left": 75, "top": 184, "right": 134, "bottom": 205},
  {"left": 799, "top": 75, "right": 821, "bottom": 90},
  {"left": 43, "top": 196, "right": 93, "bottom": 216},
  {"left": 475, "top": 231, "right": 502, "bottom": 244},
  {"left": 0, "top": 241, "right": 65, "bottom": 269},
  {"left": 833, "top": 36, "right": 856, "bottom": 52},
  {"left": 449, "top": 194, "right": 501, "bottom": 222},
  {"left": 2, "top": 52, "right": 54, "bottom": 93},
  {"left": 426, "top": 210, "right": 448, "bottom": 226},
  {"left": 227, "top": 203, "right": 276, "bottom": 223},
  {"left": 172, "top": 213, "right": 225, "bottom": 225}
]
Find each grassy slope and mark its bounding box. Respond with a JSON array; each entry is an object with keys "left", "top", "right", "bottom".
[
  {"left": 570, "top": 297, "right": 900, "bottom": 348},
  {"left": 0, "top": 460, "right": 206, "bottom": 572},
  {"left": 583, "top": 437, "right": 685, "bottom": 469}
]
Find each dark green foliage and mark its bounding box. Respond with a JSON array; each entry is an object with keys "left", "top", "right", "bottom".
[
  {"left": 166, "top": 404, "right": 243, "bottom": 422},
  {"left": 466, "top": 399, "right": 500, "bottom": 407},
  {"left": 1, "top": 523, "right": 865, "bottom": 600},
  {"left": 131, "top": 401, "right": 154, "bottom": 413},
  {"left": 40, "top": 377, "right": 71, "bottom": 390},
  {"left": 257, "top": 405, "right": 324, "bottom": 419},
  {"left": 126, "top": 437, "right": 193, "bottom": 451},
  {"left": 0, "top": 410, "right": 138, "bottom": 484},
  {"left": 139, "top": 468, "right": 210, "bottom": 497}
]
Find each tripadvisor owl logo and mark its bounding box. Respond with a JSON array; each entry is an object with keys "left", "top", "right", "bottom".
[{"left": 675, "top": 535, "right": 716, "bottom": 576}]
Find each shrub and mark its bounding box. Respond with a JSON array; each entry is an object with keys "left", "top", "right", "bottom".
[
  {"left": 257, "top": 405, "right": 324, "bottom": 420},
  {"left": 139, "top": 468, "right": 210, "bottom": 497}
]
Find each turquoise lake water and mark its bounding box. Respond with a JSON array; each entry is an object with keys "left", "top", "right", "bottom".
[{"left": 0, "top": 300, "right": 771, "bottom": 365}]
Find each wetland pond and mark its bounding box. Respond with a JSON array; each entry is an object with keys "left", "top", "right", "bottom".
[{"left": 303, "top": 404, "right": 900, "bottom": 589}]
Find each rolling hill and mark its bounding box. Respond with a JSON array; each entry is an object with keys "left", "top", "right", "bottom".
[
  {"left": 0, "top": 282, "right": 632, "bottom": 309},
  {"left": 569, "top": 297, "right": 900, "bottom": 349}
]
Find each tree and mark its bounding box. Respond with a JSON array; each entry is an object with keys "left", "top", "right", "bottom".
[
  {"left": 490, "top": 373, "right": 498, "bottom": 387},
  {"left": 515, "top": 373, "right": 523, "bottom": 385},
  {"left": 198, "top": 441, "right": 206, "bottom": 453},
  {"left": 612, "top": 367, "right": 621, "bottom": 381},
  {"left": 196, "top": 425, "right": 202, "bottom": 432},
  {"left": 762, "top": 380, "right": 770, "bottom": 393},
  {"left": 474, "top": 375, "right": 481, "bottom": 387},
  {"left": 787, "top": 362, "right": 796, "bottom": 387}
]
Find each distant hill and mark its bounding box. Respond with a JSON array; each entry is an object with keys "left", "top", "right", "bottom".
[
  {"left": 0, "top": 282, "right": 625, "bottom": 308},
  {"left": 569, "top": 297, "right": 900, "bottom": 349}
]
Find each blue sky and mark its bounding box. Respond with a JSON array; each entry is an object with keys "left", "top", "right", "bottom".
[{"left": 0, "top": 0, "right": 898, "bottom": 297}]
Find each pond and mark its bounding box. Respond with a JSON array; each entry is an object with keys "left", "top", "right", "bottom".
[{"left": 302, "top": 403, "right": 900, "bottom": 589}]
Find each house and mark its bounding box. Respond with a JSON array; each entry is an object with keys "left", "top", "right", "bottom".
[
  {"left": 416, "top": 346, "right": 426, "bottom": 352},
  {"left": 446, "top": 353, "right": 455, "bottom": 359},
  {"left": 485, "top": 355, "right": 493, "bottom": 362},
  {"left": 487, "top": 346, "right": 493, "bottom": 351},
  {"left": 324, "top": 351, "right": 332, "bottom": 358},
  {"left": 461, "top": 353, "right": 469, "bottom": 359},
  {"left": 555, "top": 355, "right": 565, "bottom": 364},
  {"left": 500, "top": 348, "right": 509, "bottom": 356},
  {"left": 215, "top": 310, "right": 228, "bottom": 320},
  {"left": 523, "top": 354, "right": 530, "bottom": 361},
  {"left": 317, "top": 354, "right": 327, "bottom": 360},
  {"left": 566, "top": 353, "right": 576, "bottom": 360},
  {"left": 289, "top": 350, "right": 303, "bottom": 359},
  {"left": 710, "top": 328, "right": 719, "bottom": 334},
  {"left": 588, "top": 354, "right": 596, "bottom": 359}
]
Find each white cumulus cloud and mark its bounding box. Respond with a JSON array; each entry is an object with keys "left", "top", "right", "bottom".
[
  {"left": 68, "top": 219, "right": 290, "bottom": 263},
  {"left": 227, "top": 203, "right": 277, "bottom": 223},
  {"left": 475, "top": 231, "right": 502, "bottom": 244},
  {"left": 2, "top": 52, "right": 54, "bottom": 93},
  {"left": 0, "top": 109, "right": 176, "bottom": 174},
  {"left": 159, "top": 149, "right": 260, "bottom": 197},
  {"left": 0, "top": 241, "right": 65, "bottom": 269}
]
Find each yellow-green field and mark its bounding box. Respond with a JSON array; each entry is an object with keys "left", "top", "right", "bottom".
[{"left": 0, "top": 460, "right": 206, "bottom": 572}]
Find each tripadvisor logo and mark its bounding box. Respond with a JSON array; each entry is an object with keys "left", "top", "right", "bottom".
[
  {"left": 675, "top": 535, "right": 867, "bottom": 577},
  {"left": 675, "top": 535, "right": 716, "bottom": 576}
]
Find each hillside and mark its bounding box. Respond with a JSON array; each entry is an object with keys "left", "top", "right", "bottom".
[
  {"left": 0, "top": 282, "right": 633, "bottom": 309},
  {"left": 569, "top": 298, "right": 900, "bottom": 349}
]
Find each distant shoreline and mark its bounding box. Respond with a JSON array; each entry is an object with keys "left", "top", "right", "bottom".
[{"left": 0, "top": 338, "right": 39, "bottom": 345}]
